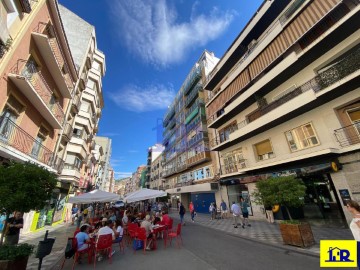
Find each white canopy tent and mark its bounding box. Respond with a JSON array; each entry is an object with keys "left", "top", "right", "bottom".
[
  {"left": 124, "top": 188, "right": 167, "bottom": 203},
  {"left": 68, "top": 189, "right": 120, "bottom": 204}
]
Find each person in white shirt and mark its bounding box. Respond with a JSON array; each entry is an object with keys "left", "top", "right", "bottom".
[
  {"left": 113, "top": 219, "right": 123, "bottom": 243},
  {"left": 231, "top": 202, "right": 241, "bottom": 228},
  {"left": 96, "top": 220, "right": 115, "bottom": 261},
  {"left": 87, "top": 204, "right": 93, "bottom": 219}
]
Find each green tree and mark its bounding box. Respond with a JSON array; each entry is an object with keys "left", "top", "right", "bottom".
[
  {"left": 0, "top": 161, "right": 57, "bottom": 244},
  {"left": 252, "top": 175, "right": 306, "bottom": 220}
]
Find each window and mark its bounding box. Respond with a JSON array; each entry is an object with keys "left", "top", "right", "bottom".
[
  {"left": 72, "top": 128, "right": 83, "bottom": 138},
  {"left": 0, "top": 95, "right": 24, "bottom": 140},
  {"left": 347, "top": 108, "right": 360, "bottom": 134},
  {"left": 80, "top": 100, "right": 90, "bottom": 112},
  {"left": 285, "top": 123, "right": 319, "bottom": 152},
  {"left": 219, "top": 121, "right": 237, "bottom": 143},
  {"left": 254, "top": 140, "right": 274, "bottom": 161},
  {"left": 31, "top": 126, "right": 48, "bottom": 158},
  {"left": 22, "top": 57, "right": 38, "bottom": 79}
]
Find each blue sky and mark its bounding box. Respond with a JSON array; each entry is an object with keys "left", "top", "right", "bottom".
[{"left": 59, "top": 0, "right": 263, "bottom": 179}]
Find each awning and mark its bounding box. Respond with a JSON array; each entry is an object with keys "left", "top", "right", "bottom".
[{"left": 68, "top": 189, "right": 120, "bottom": 204}]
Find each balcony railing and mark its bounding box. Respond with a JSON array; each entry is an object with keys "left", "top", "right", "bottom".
[
  {"left": 183, "top": 65, "right": 202, "bottom": 95},
  {"left": 10, "top": 59, "right": 65, "bottom": 124},
  {"left": 187, "top": 151, "right": 211, "bottom": 166},
  {"left": 185, "top": 99, "right": 204, "bottom": 119},
  {"left": 187, "top": 132, "right": 208, "bottom": 148},
  {"left": 185, "top": 84, "right": 202, "bottom": 108},
  {"left": 33, "top": 23, "right": 73, "bottom": 93},
  {"left": 0, "top": 116, "right": 64, "bottom": 172},
  {"left": 72, "top": 95, "right": 81, "bottom": 113},
  {"left": 220, "top": 159, "right": 247, "bottom": 175},
  {"left": 334, "top": 123, "right": 360, "bottom": 147},
  {"left": 62, "top": 123, "right": 73, "bottom": 141},
  {"left": 186, "top": 114, "right": 206, "bottom": 133}
]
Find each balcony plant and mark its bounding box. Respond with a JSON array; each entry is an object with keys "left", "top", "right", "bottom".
[
  {"left": 0, "top": 243, "right": 34, "bottom": 270},
  {"left": 252, "top": 175, "right": 315, "bottom": 247}
]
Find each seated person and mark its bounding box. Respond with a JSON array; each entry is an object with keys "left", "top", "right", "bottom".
[
  {"left": 140, "top": 215, "right": 154, "bottom": 250},
  {"left": 109, "top": 212, "right": 117, "bottom": 222},
  {"left": 152, "top": 212, "right": 161, "bottom": 225},
  {"left": 101, "top": 218, "right": 108, "bottom": 228},
  {"left": 75, "top": 224, "right": 91, "bottom": 251},
  {"left": 161, "top": 211, "right": 171, "bottom": 224},
  {"left": 97, "top": 220, "right": 115, "bottom": 240},
  {"left": 112, "top": 219, "right": 123, "bottom": 243}
]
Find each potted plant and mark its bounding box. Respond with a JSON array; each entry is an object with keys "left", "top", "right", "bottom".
[
  {"left": 253, "top": 175, "right": 315, "bottom": 247},
  {"left": 0, "top": 243, "right": 34, "bottom": 270}
]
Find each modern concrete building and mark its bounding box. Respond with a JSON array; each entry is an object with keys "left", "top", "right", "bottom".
[
  {"left": 0, "top": 0, "right": 78, "bottom": 232},
  {"left": 58, "top": 5, "right": 105, "bottom": 194},
  {"left": 162, "top": 50, "right": 220, "bottom": 212},
  {"left": 204, "top": 0, "right": 360, "bottom": 226},
  {"left": 94, "top": 136, "right": 112, "bottom": 191}
]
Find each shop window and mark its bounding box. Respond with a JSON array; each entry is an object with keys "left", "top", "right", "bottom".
[
  {"left": 254, "top": 139, "right": 274, "bottom": 161},
  {"left": 285, "top": 123, "right": 319, "bottom": 152}
]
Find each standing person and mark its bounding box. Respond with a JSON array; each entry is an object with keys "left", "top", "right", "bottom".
[
  {"left": 231, "top": 202, "right": 241, "bottom": 228},
  {"left": 179, "top": 202, "right": 186, "bottom": 225},
  {"left": 240, "top": 197, "right": 251, "bottom": 228},
  {"left": 71, "top": 204, "right": 78, "bottom": 225},
  {"left": 189, "top": 201, "right": 195, "bottom": 222},
  {"left": 346, "top": 200, "right": 360, "bottom": 269},
  {"left": 220, "top": 200, "right": 228, "bottom": 219},
  {"left": 87, "top": 204, "right": 94, "bottom": 219},
  {"left": 209, "top": 203, "right": 215, "bottom": 220},
  {"left": 5, "top": 212, "right": 23, "bottom": 245}
]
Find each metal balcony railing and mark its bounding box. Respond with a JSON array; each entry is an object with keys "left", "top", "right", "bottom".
[
  {"left": 185, "top": 84, "right": 202, "bottom": 108},
  {"left": 220, "top": 159, "right": 247, "bottom": 175},
  {"left": 185, "top": 98, "right": 204, "bottom": 119},
  {"left": 187, "top": 132, "right": 208, "bottom": 148},
  {"left": 186, "top": 114, "right": 206, "bottom": 133},
  {"left": 0, "top": 116, "right": 64, "bottom": 172},
  {"left": 334, "top": 123, "right": 360, "bottom": 147},
  {"left": 10, "top": 59, "right": 65, "bottom": 124},
  {"left": 183, "top": 65, "right": 202, "bottom": 95}
]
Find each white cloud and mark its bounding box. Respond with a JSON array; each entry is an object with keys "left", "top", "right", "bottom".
[
  {"left": 111, "top": 0, "right": 235, "bottom": 67},
  {"left": 110, "top": 83, "right": 175, "bottom": 112}
]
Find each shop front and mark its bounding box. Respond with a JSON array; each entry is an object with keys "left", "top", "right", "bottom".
[{"left": 220, "top": 161, "right": 346, "bottom": 227}]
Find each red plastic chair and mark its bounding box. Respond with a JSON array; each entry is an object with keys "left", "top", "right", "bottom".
[
  {"left": 133, "top": 227, "right": 148, "bottom": 255},
  {"left": 93, "top": 234, "right": 113, "bottom": 268},
  {"left": 127, "top": 223, "right": 139, "bottom": 246},
  {"left": 72, "top": 237, "right": 93, "bottom": 269},
  {"left": 167, "top": 223, "right": 183, "bottom": 248}
]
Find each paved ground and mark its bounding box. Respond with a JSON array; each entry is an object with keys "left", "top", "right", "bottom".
[{"left": 19, "top": 211, "right": 354, "bottom": 269}]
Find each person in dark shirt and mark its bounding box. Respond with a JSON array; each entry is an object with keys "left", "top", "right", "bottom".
[{"left": 5, "top": 212, "right": 23, "bottom": 245}]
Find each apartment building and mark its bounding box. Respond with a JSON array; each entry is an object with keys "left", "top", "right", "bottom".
[
  {"left": 150, "top": 152, "right": 165, "bottom": 190},
  {"left": 162, "top": 50, "right": 220, "bottom": 213},
  {"left": 147, "top": 143, "right": 164, "bottom": 189},
  {"left": 205, "top": 0, "right": 360, "bottom": 226},
  {"left": 94, "top": 136, "right": 112, "bottom": 191},
  {"left": 0, "top": 0, "right": 79, "bottom": 232},
  {"left": 58, "top": 6, "right": 105, "bottom": 196}
]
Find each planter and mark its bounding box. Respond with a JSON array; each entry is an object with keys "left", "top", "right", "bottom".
[
  {"left": 0, "top": 256, "right": 29, "bottom": 270},
  {"left": 279, "top": 222, "right": 315, "bottom": 247}
]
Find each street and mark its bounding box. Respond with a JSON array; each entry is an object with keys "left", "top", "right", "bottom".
[{"left": 57, "top": 221, "right": 325, "bottom": 270}]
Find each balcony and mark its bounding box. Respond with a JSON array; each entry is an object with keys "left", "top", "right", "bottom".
[
  {"left": 334, "top": 123, "right": 360, "bottom": 147},
  {"left": 210, "top": 46, "right": 360, "bottom": 150},
  {"left": 177, "top": 162, "right": 187, "bottom": 172},
  {"left": 183, "top": 65, "right": 202, "bottom": 95},
  {"left": 0, "top": 116, "right": 64, "bottom": 172},
  {"left": 61, "top": 163, "right": 81, "bottom": 182},
  {"left": 32, "top": 23, "right": 73, "bottom": 98},
  {"left": 8, "top": 60, "right": 65, "bottom": 128},
  {"left": 187, "top": 132, "right": 208, "bottom": 148},
  {"left": 186, "top": 114, "right": 207, "bottom": 133},
  {"left": 71, "top": 95, "right": 81, "bottom": 113},
  {"left": 62, "top": 123, "right": 73, "bottom": 142},
  {"left": 185, "top": 84, "right": 202, "bottom": 108},
  {"left": 90, "top": 140, "right": 96, "bottom": 150},
  {"left": 187, "top": 151, "right": 211, "bottom": 167},
  {"left": 163, "top": 167, "right": 177, "bottom": 178},
  {"left": 220, "top": 159, "right": 247, "bottom": 176},
  {"left": 185, "top": 99, "right": 204, "bottom": 119}
]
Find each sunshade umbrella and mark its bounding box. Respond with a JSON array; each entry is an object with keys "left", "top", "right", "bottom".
[
  {"left": 124, "top": 188, "right": 167, "bottom": 203},
  {"left": 68, "top": 189, "right": 120, "bottom": 204}
]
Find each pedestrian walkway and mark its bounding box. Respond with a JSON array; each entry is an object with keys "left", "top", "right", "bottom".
[
  {"left": 168, "top": 211, "right": 354, "bottom": 256},
  {"left": 19, "top": 223, "right": 74, "bottom": 270}
]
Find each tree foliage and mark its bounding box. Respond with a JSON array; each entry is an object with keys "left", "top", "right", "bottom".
[
  {"left": 0, "top": 161, "right": 58, "bottom": 215},
  {"left": 252, "top": 175, "right": 306, "bottom": 220}
]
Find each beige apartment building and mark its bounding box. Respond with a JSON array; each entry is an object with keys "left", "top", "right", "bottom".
[
  {"left": 147, "top": 143, "right": 164, "bottom": 190},
  {"left": 0, "top": 0, "right": 78, "bottom": 232},
  {"left": 162, "top": 51, "right": 221, "bottom": 212},
  {"left": 150, "top": 151, "right": 165, "bottom": 190},
  {"left": 205, "top": 0, "right": 360, "bottom": 227},
  {"left": 58, "top": 6, "right": 105, "bottom": 196}
]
